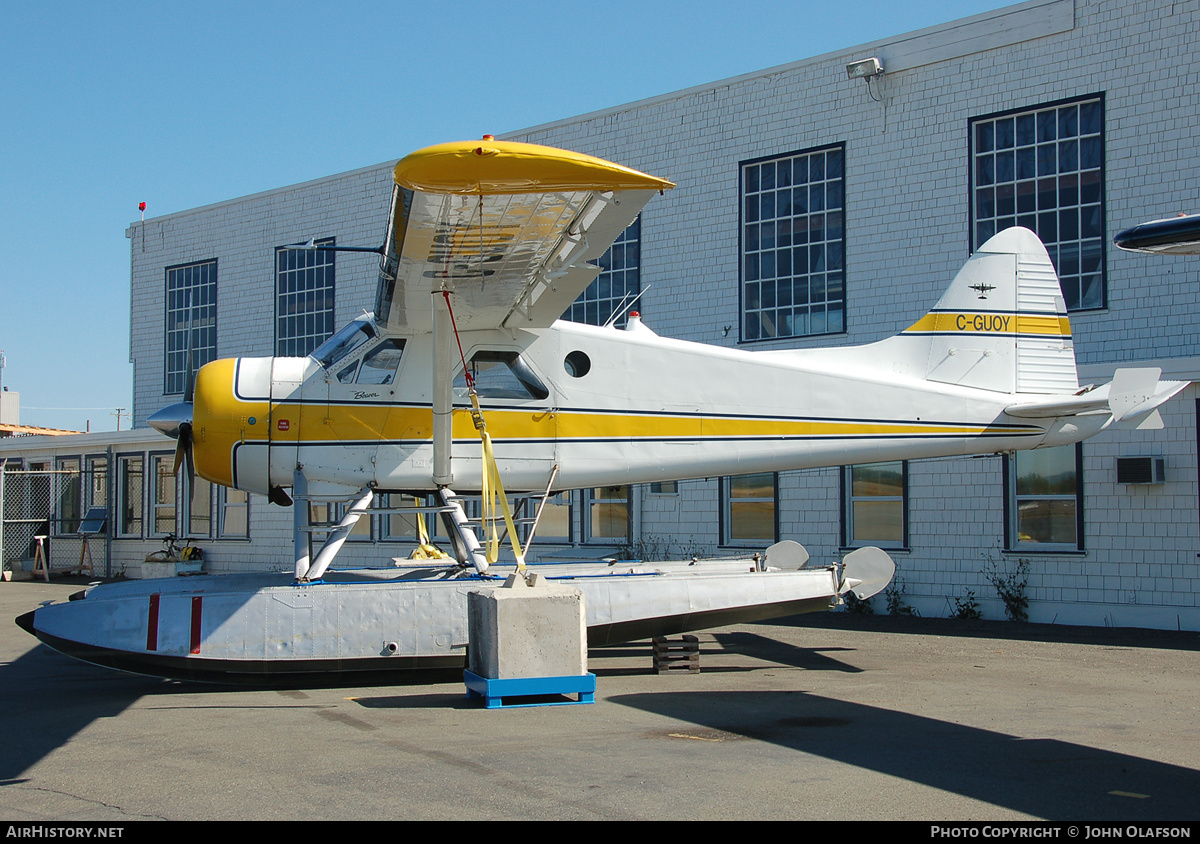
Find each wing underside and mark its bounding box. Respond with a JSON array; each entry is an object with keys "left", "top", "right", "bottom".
[{"left": 374, "top": 140, "right": 673, "bottom": 333}]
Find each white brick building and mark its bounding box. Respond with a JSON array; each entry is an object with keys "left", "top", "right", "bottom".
[{"left": 6, "top": 0, "right": 1198, "bottom": 630}]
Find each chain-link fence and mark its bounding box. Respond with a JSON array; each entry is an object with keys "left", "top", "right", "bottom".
[{"left": 0, "top": 466, "right": 110, "bottom": 579}]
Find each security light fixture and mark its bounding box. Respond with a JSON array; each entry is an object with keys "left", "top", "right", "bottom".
[{"left": 846, "top": 57, "right": 884, "bottom": 79}]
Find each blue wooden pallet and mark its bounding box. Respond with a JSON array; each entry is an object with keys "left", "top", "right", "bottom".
[{"left": 464, "top": 670, "right": 596, "bottom": 709}]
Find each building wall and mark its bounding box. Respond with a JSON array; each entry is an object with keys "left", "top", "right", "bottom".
[{"left": 120, "top": 0, "right": 1200, "bottom": 629}]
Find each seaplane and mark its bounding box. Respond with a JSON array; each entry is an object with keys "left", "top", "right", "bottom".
[{"left": 18, "top": 139, "right": 1187, "bottom": 682}]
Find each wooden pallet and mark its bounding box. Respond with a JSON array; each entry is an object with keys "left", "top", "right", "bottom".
[{"left": 652, "top": 634, "right": 700, "bottom": 674}]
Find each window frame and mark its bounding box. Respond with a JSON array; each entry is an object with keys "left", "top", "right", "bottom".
[
  {"left": 149, "top": 452, "right": 177, "bottom": 538},
  {"left": 275, "top": 238, "right": 336, "bottom": 357},
  {"left": 740, "top": 143, "right": 846, "bottom": 343},
  {"left": 164, "top": 259, "right": 218, "bottom": 395},
  {"left": 1004, "top": 442, "right": 1084, "bottom": 553},
  {"left": 841, "top": 461, "right": 908, "bottom": 550},
  {"left": 53, "top": 456, "right": 82, "bottom": 536},
  {"left": 116, "top": 453, "right": 144, "bottom": 539},
  {"left": 720, "top": 472, "right": 779, "bottom": 548},
  {"left": 184, "top": 475, "right": 214, "bottom": 540},
  {"left": 217, "top": 486, "right": 250, "bottom": 540},
  {"left": 582, "top": 486, "right": 630, "bottom": 545},
  {"left": 969, "top": 93, "right": 1106, "bottom": 312}
]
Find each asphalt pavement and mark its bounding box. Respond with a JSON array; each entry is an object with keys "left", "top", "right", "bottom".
[{"left": 3, "top": 577, "right": 1198, "bottom": 821}]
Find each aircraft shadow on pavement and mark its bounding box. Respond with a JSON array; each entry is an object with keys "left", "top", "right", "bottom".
[
  {"left": 611, "top": 688, "right": 1200, "bottom": 821},
  {"left": 586, "top": 633, "right": 862, "bottom": 677},
  {"left": 0, "top": 646, "right": 160, "bottom": 785}
]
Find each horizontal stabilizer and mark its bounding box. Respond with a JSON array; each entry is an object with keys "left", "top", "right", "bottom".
[
  {"left": 1004, "top": 368, "right": 1188, "bottom": 424},
  {"left": 1003, "top": 394, "right": 1109, "bottom": 418},
  {"left": 840, "top": 546, "right": 895, "bottom": 600}
]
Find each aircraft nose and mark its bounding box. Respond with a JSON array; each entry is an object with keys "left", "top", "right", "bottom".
[{"left": 147, "top": 401, "right": 193, "bottom": 440}]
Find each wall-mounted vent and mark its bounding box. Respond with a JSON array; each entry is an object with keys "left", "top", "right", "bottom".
[{"left": 1117, "top": 456, "right": 1165, "bottom": 484}]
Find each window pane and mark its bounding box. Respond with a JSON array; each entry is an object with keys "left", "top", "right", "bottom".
[
  {"left": 1016, "top": 447, "right": 1076, "bottom": 496},
  {"left": 852, "top": 500, "right": 903, "bottom": 543},
  {"left": 730, "top": 501, "right": 774, "bottom": 540}
]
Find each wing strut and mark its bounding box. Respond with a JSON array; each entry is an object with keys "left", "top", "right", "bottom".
[{"left": 437, "top": 290, "right": 528, "bottom": 573}]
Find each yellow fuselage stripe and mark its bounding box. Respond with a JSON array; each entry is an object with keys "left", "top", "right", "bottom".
[
  {"left": 903, "top": 312, "right": 1071, "bottom": 337},
  {"left": 243, "top": 403, "right": 1030, "bottom": 444}
]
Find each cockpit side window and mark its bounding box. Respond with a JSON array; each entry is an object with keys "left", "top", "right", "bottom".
[
  {"left": 336, "top": 361, "right": 359, "bottom": 383},
  {"left": 312, "top": 318, "right": 375, "bottom": 368},
  {"left": 453, "top": 351, "right": 549, "bottom": 401},
  {"left": 356, "top": 339, "right": 405, "bottom": 385}
]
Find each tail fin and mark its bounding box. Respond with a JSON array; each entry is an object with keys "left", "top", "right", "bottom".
[{"left": 899, "top": 227, "right": 1077, "bottom": 395}]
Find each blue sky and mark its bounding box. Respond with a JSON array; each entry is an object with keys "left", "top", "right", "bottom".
[{"left": 0, "top": 0, "right": 1014, "bottom": 432}]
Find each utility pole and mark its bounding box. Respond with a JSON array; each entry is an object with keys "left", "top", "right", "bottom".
[{"left": 112, "top": 408, "right": 127, "bottom": 431}]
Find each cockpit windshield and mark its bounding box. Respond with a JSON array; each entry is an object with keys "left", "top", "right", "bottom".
[{"left": 311, "top": 316, "right": 376, "bottom": 368}]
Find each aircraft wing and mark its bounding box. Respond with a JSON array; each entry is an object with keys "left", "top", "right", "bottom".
[
  {"left": 1113, "top": 214, "right": 1200, "bottom": 255},
  {"left": 374, "top": 140, "right": 674, "bottom": 333}
]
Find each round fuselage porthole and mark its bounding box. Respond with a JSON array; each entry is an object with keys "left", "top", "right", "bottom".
[{"left": 564, "top": 350, "right": 591, "bottom": 378}]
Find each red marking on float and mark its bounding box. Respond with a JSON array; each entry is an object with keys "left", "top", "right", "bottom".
[
  {"left": 146, "top": 593, "right": 160, "bottom": 651},
  {"left": 190, "top": 596, "right": 203, "bottom": 655}
]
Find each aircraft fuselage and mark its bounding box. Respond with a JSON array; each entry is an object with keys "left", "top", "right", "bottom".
[{"left": 191, "top": 315, "right": 1099, "bottom": 498}]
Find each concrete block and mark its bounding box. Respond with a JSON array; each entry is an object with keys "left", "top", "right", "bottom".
[{"left": 468, "top": 572, "right": 587, "bottom": 680}]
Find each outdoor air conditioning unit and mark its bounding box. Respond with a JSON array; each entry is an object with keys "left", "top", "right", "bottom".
[{"left": 1116, "top": 456, "right": 1166, "bottom": 485}]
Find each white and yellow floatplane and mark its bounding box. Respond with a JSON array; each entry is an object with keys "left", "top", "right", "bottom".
[{"left": 18, "top": 139, "right": 1185, "bottom": 681}]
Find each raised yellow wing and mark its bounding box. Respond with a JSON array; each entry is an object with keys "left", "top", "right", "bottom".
[{"left": 374, "top": 140, "right": 673, "bottom": 333}]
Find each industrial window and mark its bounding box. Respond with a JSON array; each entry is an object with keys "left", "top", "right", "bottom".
[
  {"left": 1006, "top": 444, "right": 1083, "bottom": 551},
  {"left": 217, "top": 487, "right": 249, "bottom": 539},
  {"left": 165, "top": 259, "right": 218, "bottom": 394},
  {"left": 842, "top": 462, "right": 907, "bottom": 549},
  {"left": 741, "top": 144, "right": 845, "bottom": 341},
  {"left": 971, "top": 95, "right": 1105, "bottom": 310},
  {"left": 563, "top": 217, "right": 640, "bottom": 327},
  {"left": 583, "top": 486, "right": 629, "bottom": 543},
  {"left": 276, "top": 239, "right": 336, "bottom": 357},
  {"left": 117, "top": 454, "right": 143, "bottom": 538},
  {"left": 150, "top": 454, "right": 176, "bottom": 537},
  {"left": 721, "top": 473, "right": 778, "bottom": 546}
]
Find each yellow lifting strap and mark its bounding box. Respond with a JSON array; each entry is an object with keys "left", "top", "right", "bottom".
[
  {"left": 409, "top": 495, "right": 451, "bottom": 560},
  {"left": 470, "top": 392, "right": 527, "bottom": 571}
]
